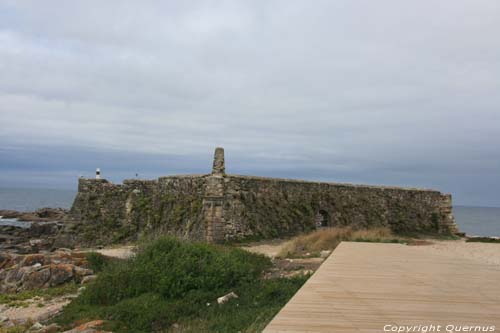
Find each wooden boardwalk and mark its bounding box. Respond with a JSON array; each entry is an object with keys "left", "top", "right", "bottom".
[{"left": 264, "top": 242, "right": 500, "bottom": 333}]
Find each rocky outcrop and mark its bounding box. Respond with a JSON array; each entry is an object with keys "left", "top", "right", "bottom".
[
  {"left": 0, "top": 210, "right": 21, "bottom": 219},
  {"left": 0, "top": 208, "right": 68, "bottom": 223},
  {"left": 0, "top": 250, "right": 93, "bottom": 293},
  {"left": 0, "top": 223, "right": 63, "bottom": 253},
  {"left": 0, "top": 208, "right": 68, "bottom": 252}
]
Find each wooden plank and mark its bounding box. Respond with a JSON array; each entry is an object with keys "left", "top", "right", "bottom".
[{"left": 264, "top": 242, "right": 500, "bottom": 333}]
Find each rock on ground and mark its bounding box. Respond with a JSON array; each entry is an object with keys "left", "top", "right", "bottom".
[
  {"left": 217, "top": 291, "right": 238, "bottom": 305},
  {"left": 0, "top": 249, "right": 93, "bottom": 292}
]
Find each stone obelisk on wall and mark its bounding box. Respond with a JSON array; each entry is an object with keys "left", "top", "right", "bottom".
[{"left": 203, "top": 147, "right": 226, "bottom": 242}]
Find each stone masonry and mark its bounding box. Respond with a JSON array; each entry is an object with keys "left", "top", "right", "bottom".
[{"left": 67, "top": 147, "right": 458, "bottom": 245}]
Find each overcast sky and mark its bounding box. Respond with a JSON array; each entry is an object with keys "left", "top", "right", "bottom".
[{"left": 0, "top": 1, "right": 499, "bottom": 206}]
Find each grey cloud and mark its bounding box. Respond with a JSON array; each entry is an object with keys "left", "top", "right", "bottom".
[{"left": 0, "top": 0, "right": 499, "bottom": 206}]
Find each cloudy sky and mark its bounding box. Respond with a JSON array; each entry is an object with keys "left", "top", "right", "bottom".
[{"left": 0, "top": 1, "right": 499, "bottom": 206}]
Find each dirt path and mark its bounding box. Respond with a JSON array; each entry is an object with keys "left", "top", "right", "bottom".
[
  {"left": 240, "top": 239, "right": 327, "bottom": 278},
  {"left": 92, "top": 245, "right": 136, "bottom": 259},
  {"left": 414, "top": 239, "right": 500, "bottom": 266},
  {"left": 239, "top": 239, "right": 289, "bottom": 258}
]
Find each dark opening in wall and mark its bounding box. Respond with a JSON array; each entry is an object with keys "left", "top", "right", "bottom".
[{"left": 315, "top": 210, "right": 329, "bottom": 228}]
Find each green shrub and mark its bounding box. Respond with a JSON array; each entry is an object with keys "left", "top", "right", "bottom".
[
  {"left": 81, "top": 237, "right": 271, "bottom": 305},
  {"left": 178, "top": 277, "right": 308, "bottom": 333},
  {"left": 55, "top": 237, "right": 304, "bottom": 332},
  {"left": 85, "top": 252, "right": 110, "bottom": 273}
]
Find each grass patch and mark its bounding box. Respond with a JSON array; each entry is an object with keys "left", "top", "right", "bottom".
[
  {"left": 0, "top": 282, "right": 79, "bottom": 306},
  {"left": 54, "top": 237, "right": 308, "bottom": 332},
  {"left": 399, "top": 232, "right": 461, "bottom": 240},
  {"left": 466, "top": 237, "right": 500, "bottom": 243},
  {"left": 0, "top": 321, "right": 33, "bottom": 333},
  {"left": 277, "top": 227, "right": 406, "bottom": 258},
  {"left": 85, "top": 251, "right": 117, "bottom": 273}
]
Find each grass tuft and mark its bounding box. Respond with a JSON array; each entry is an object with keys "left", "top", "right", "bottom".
[
  {"left": 85, "top": 251, "right": 116, "bottom": 273},
  {"left": 0, "top": 320, "right": 33, "bottom": 333},
  {"left": 277, "top": 227, "right": 406, "bottom": 258},
  {"left": 0, "top": 283, "right": 79, "bottom": 306}
]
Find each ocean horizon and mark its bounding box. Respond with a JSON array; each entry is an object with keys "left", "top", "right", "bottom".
[{"left": 0, "top": 187, "right": 498, "bottom": 237}]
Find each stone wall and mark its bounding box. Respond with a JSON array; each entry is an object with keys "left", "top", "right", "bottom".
[
  {"left": 65, "top": 148, "right": 458, "bottom": 245},
  {"left": 66, "top": 176, "right": 206, "bottom": 246},
  {"left": 217, "top": 175, "right": 456, "bottom": 240}
]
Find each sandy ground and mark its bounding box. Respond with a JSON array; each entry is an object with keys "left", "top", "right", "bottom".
[
  {"left": 243, "top": 238, "right": 500, "bottom": 266},
  {"left": 92, "top": 245, "right": 136, "bottom": 259},
  {"left": 239, "top": 239, "right": 289, "bottom": 258},
  {"left": 240, "top": 239, "right": 328, "bottom": 278},
  {"left": 79, "top": 238, "right": 500, "bottom": 265},
  {"left": 241, "top": 238, "right": 500, "bottom": 278},
  {"left": 414, "top": 239, "right": 500, "bottom": 266}
]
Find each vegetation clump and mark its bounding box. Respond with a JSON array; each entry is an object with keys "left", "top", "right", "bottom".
[
  {"left": 54, "top": 237, "right": 307, "bottom": 332},
  {"left": 0, "top": 321, "right": 35, "bottom": 333},
  {"left": 466, "top": 237, "right": 500, "bottom": 243},
  {"left": 277, "top": 227, "right": 405, "bottom": 258},
  {"left": 0, "top": 283, "right": 79, "bottom": 307},
  {"left": 85, "top": 251, "right": 115, "bottom": 273}
]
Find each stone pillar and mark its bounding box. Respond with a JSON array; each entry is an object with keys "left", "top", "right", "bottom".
[
  {"left": 203, "top": 176, "right": 225, "bottom": 243},
  {"left": 204, "top": 147, "right": 227, "bottom": 242},
  {"left": 212, "top": 147, "right": 225, "bottom": 175}
]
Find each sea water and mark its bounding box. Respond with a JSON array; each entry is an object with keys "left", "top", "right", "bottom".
[
  {"left": 0, "top": 187, "right": 76, "bottom": 212},
  {"left": 0, "top": 188, "right": 76, "bottom": 228},
  {"left": 453, "top": 206, "right": 500, "bottom": 237}
]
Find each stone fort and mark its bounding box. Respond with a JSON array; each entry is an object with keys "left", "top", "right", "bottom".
[{"left": 68, "top": 147, "right": 458, "bottom": 245}]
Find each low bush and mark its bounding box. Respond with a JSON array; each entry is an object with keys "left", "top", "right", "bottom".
[
  {"left": 85, "top": 252, "right": 112, "bottom": 273},
  {"left": 277, "top": 227, "right": 405, "bottom": 258},
  {"left": 55, "top": 237, "right": 306, "bottom": 332}
]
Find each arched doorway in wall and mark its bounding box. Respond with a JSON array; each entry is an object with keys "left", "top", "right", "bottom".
[{"left": 315, "top": 210, "right": 330, "bottom": 228}]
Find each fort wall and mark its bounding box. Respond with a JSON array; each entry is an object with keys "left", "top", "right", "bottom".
[
  {"left": 219, "top": 175, "right": 456, "bottom": 240},
  {"left": 67, "top": 148, "right": 457, "bottom": 245}
]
